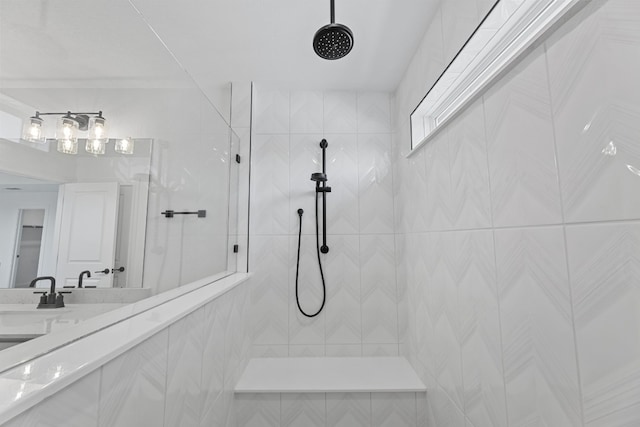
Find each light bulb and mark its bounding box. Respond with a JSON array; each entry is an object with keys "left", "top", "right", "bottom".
[
  {"left": 29, "top": 124, "right": 40, "bottom": 138},
  {"left": 88, "top": 115, "right": 107, "bottom": 141},
  {"left": 115, "top": 137, "right": 134, "bottom": 154},
  {"left": 57, "top": 138, "right": 78, "bottom": 154},
  {"left": 56, "top": 116, "right": 78, "bottom": 141},
  {"left": 86, "top": 138, "right": 106, "bottom": 155},
  {"left": 56, "top": 116, "right": 78, "bottom": 154},
  {"left": 22, "top": 115, "right": 46, "bottom": 143}
]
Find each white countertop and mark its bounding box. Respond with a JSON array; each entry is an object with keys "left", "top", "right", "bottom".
[{"left": 0, "top": 304, "right": 126, "bottom": 341}]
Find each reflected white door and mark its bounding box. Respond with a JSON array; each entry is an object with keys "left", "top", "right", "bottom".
[{"left": 55, "top": 182, "right": 119, "bottom": 288}]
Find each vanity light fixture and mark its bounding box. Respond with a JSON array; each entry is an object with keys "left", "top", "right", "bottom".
[{"left": 21, "top": 110, "right": 133, "bottom": 155}]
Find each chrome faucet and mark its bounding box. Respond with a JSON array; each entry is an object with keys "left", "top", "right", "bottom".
[
  {"left": 30, "top": 276, "right": 70, "bottom": 309},
  {"left": 78, "top": 270, "right": 91, "bottom": 288}
]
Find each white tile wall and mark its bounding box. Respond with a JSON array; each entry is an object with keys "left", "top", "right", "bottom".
[
  {"left": 236, "top": 392, "right": 422, "bottom": 427},
  {"left": 236, "top": 394, "right": 280, "bottom": 427},
  {"left": 1, "top": 281, "right": 254, "bottom": 427},
  {"left": 494, "top": 227, "right": 581, "bottom": 427},
  {"left": 326, "top": 393, "right": 371, "bottom": 427},
  {"left": 281, "top": 393, "right": 325, "bottom": 427},
  {"left": 99, "top": 329, "right": 169, "bottom": 427},
  {"left": 565, "top": 222, "right": 640, "bottom": 426},
  {"left": 372, "top": 392, "right": 417, "bottom": 427},
  {"left": 393, "top": 0, "right": 640, "bottom": 426},
  {"left": 249, "top": 85, "right": 398, "bottom": 356},
  {"left": 324, "top": 92, "right": 358, "bottom": 134},
  {"left": 165, "top": 309, "right": 205, "bottom": 427},
  {"left": 358, "top": 133, "right": 394, "bottom": 234},
  {"left": 484, "top": 48, "right": 563, "bottom": 228},
  {"left": 2, "top": 371, "right": 101, "bottom": 427}
]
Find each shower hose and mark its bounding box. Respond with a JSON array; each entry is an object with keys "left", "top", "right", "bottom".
[{"left": 294, "top": 191, "right": 326, "bottom": 318}]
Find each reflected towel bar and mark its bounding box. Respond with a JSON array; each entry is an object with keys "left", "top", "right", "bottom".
[{"left": 161, "top": 210, "right": 207, "bottom": 218}]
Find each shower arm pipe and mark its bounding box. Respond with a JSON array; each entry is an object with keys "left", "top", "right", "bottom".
[{"left": 330, "top": 0, "right": 335, "bottom": 23}]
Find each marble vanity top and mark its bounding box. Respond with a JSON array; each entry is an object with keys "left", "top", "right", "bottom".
[{"left": 0, "top": 304, "right": 126, "bottom": 341}]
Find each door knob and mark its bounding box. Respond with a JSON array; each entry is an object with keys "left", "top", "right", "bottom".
[
  {"left": 94, "top": 268, "right": 110, "bottom": 275},
  {"left": 111, "top": 267, "right": 125, "bottom": 273}
]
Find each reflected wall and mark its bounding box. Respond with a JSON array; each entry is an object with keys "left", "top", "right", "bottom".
[{"left": 0, "top": 0, "right": 239, "bottom": 293}]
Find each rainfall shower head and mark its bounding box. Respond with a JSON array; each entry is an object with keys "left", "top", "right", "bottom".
[
  {"left": 310, "top": 172, "right": 327, "bottom": 182},
  {"left": 313, "top": 0, "right": 353, "bottom": 60},
  {"left": 313, "top": 24, "right": 353, "bottom": 60}
]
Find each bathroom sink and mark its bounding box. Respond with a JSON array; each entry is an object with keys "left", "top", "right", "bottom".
[
  {"left": 0, "top": 309, "right": 69, "bottom": 316},
  {"left": 0, "top": 304, "right": 124, "bottom": 343},
  {"left": 0, "top": 309, "right": 69, "bottom": 328}
]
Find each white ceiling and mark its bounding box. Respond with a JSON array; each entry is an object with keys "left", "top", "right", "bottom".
[
  {"left": 0, "top": 0, "right": 192, "bottom": 88},
  {"left": 128, "top": 0, "right": 442, "bottom": 92},
  {"left": 0, "top": 0, "right": 442, "bottom": 117},
  {"left": 0, "top": 171, "right": 59, "bottom": 191}
]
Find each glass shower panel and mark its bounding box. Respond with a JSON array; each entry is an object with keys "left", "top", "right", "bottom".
[
  {"left": 143, "top": 89, "right": 238, "bottom": 292},
  {"left": 226, "top": 129, "right": 241, "bottom": 273}
]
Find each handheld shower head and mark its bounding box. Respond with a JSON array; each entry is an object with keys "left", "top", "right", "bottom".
[{"left": 310, "top": 172, "right": 327, "bottom": 182}]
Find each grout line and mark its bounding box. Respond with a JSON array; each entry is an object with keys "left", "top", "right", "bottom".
[
  {"left": 287, "top": 89, "right": 293, "bottom": 355},
  {"left": 96, "top": 367, "right": 104, "bottom": 426},
  {"left": 389, "top": 93, "right": 403, "bottom": 358},
  {"left": 354, "top": 96, "right": 365, "bottom": 355},
  {"left": 481, "top": 92, "right": 510, "bottom": 426},
  {"left": 388, "top": 216, "right": 640, "bottom": 236},
  {"left": 445, "top": 114, "right": 468, "bottom": 418},
  {"left": 324, "top": 392, "right": 327, "bottom": 427},
  {"left": 543, "top": 41, "right": 586, "bottom": 427},
  {"left": 161, "top": 329, "right": 171, "bottom": 426}
]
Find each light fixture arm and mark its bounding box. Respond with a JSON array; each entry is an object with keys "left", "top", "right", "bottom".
[
  {"left": 34, "top": 111, "right": 103, "bottom": 117},
  {"left": 32, "top": 110, "right": 103, "bottom": 131}
]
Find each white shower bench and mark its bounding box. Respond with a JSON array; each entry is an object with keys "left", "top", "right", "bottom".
[
  {"left": 235, "top": 356, "right": 425, "bottom": 393},
  {"left": 234, "top": 357, "right": 427, "bottom": 426}
]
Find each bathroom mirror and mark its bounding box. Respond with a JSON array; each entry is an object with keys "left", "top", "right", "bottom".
[
  {"left": 0, "top": 137, "right": 152, "bottom": 289},
  {"left": 0, "top": 0, "right": 239, "bottom": 294}
]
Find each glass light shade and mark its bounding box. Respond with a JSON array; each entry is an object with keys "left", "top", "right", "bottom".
[
  {"left": 57, "top": 138, "right": 78, "bottom": 154},
  {"left": 88, "top": 115, "right": 107, "bottom": 141},
  {"left": 86, "top": 138, "right": 106, "bottom": 155},
  {"left": 23, "top": 115, "right": 46, "bottom": 143},
  {"left": 115, "top": 137, "right": 134, "bottom": 154},
  {"left": 56, "top": 116, "right": 78, "bottom": 141},
  {"left": 56, "top": 116, "right": 79, "bottom": 154}
]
